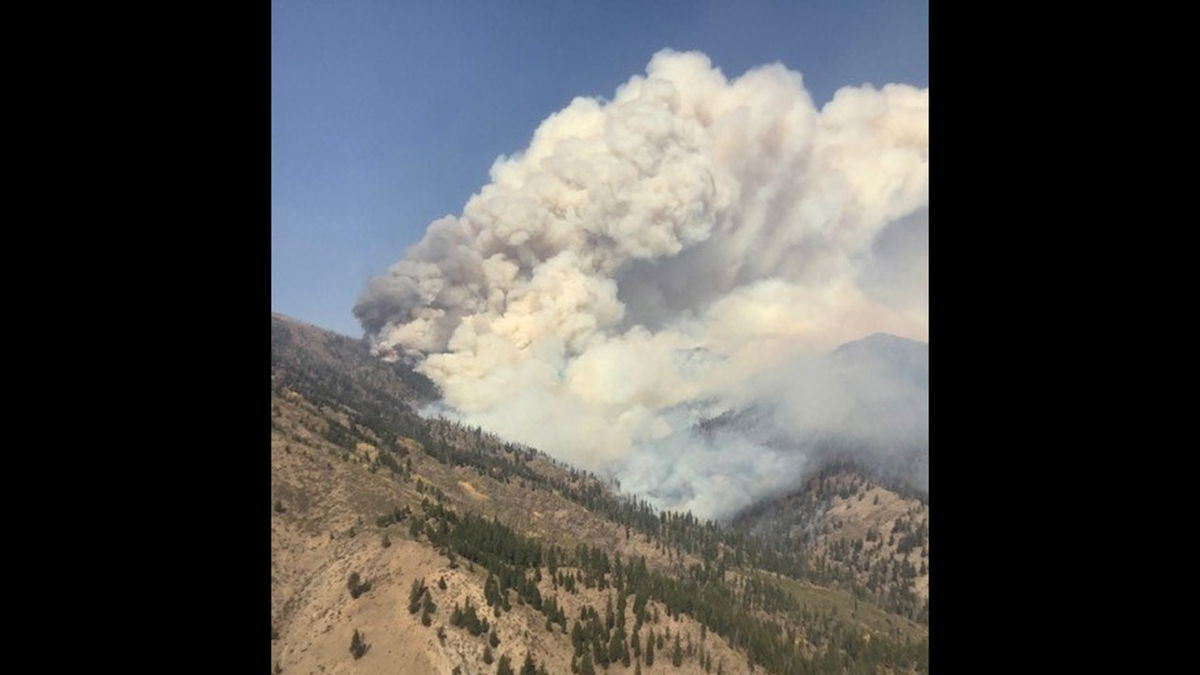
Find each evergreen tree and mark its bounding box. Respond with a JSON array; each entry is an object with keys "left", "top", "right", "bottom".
[
  {"left": 608, "top": 626, "right": 625, "bottom": 665},
  {"left": 579, "top": 650, "right": 595, "bottom": 675},
  {"left": 593, "top": 631, "right": 609, "bottom": 668},
  {"left": 347, "top": 572, "right": 371, "bottom": 599},
  {"left": 421, "top": 590, "right": 436, "bottom": 626},
  {"left": 409, "top": 578, "right": 426, "bottom": 614},
  {"left": 349, "top": 629, "right": 368, "bottom": 659},
  {"left": 483, "top": 645, "right": 495, "bottom": 665},
  {"left": 497, "top": 654, "right": 514, "bottom": 675},
  {"left": 646, "top": 633, "right": 655, "bottom": 666},
  {"left": 672, "top": 634, "right": 682, "bottom": 667},
  {"left": 520, "top": 652, "right": 537, "bottom": 675}
]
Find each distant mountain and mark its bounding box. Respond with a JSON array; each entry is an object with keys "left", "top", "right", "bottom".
[
  {"left": 832, "top": 332, "right": 928, "bottom": 389},
  {"left": 271, "top": 315, "right": 929, "bottom": 674},
  {"left": 696, "top": 332, "right": 927, "bottom": 494}
]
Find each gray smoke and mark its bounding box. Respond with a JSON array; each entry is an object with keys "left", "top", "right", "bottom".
[{"left": 355, "top": 50, "right": 928, "bottom": 519}]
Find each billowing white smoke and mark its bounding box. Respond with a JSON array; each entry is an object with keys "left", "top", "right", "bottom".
[{"left": 356, "top": 50, "right": 928, "bottom": 519}]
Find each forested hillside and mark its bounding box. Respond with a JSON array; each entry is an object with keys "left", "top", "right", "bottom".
[{"left": 271, "top": 314, "right": 929, "bottom": 674}]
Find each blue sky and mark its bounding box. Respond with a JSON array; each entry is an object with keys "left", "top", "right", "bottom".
[{"left": 272, "top": 0, "right": 928, "bottom": 337}]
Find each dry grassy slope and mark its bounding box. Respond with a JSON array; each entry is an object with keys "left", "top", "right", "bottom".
[
  {"left": 272, "top": 391, "right": 746, "bottom": 674},
  {"left": 815, "top": 474, "right": 928, "bottom": 602}
]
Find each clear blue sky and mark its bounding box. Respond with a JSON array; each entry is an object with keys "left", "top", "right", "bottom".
[{"left": 272, "top": 0, "right": 928, "bottom": 337}]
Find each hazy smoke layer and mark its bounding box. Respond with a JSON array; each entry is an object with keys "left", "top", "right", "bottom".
[{"left": 356, "top": 50, "right": 928, "bottom": 519}]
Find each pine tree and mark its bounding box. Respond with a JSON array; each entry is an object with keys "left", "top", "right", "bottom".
[
  {"left": 672, "top": 634, "right": 682, "bottom": 667},
  {"left": 349, "top": 629, "right": 368, "bottom": 659},
  {"left": 608, "top": 625, "right": 625, "bottom": 665},
  {"left": 646, "top": 632, "right": 655, "bottom": 666},
  {"left": 421, "top": 590, "right": 436, "bottom": 626},
  {"left": 580, "top": 649, "right": 595, "bottom": 675},
  {"left": 409, "top": 578, "right": 425, "bottom": 614},
  {"left": 593, "top": 631, "right": 609, "bottom": 668},
  {"left": 484, "top": 645, "right": 495, "bottom": 665},
  {"left": 497, "top": 654, "right": 515, "bottom": 675},
  {"left": 348, "top": 572, "right": 370, "bottom": 599},
  {"left": 520, "top": 652, "right": 537, "bottom": 675}
]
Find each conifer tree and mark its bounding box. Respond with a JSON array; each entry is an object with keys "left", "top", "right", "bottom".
[
  {"left": 421, "top": 590, "right": 436, "bottom": 626},
  {"left": 520, "top": 652, "right": 537, "bottom": 675},
  {"left": 349, "top": 629, "right": 368, "bottom": 659},
  {"left": 408, "top": 579, "right": 425, "bottom": 614}
]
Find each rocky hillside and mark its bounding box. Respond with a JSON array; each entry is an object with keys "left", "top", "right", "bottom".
[{"left": 271, "top": 314, "right": 929, "bottom": 675}]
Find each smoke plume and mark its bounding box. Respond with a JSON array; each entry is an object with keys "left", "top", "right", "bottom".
[{"left": 355, "top": 50, "right": 928, "bottom": 519}]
